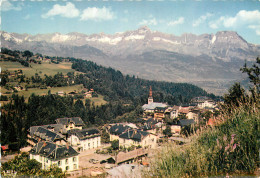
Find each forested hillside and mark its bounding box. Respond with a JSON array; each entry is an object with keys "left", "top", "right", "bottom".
[
  {"left": 0, "top": 48, "right": 215, "bottom": 150},
  {"left": 71, "top": 58, "right": 214, "bottom": 105}
]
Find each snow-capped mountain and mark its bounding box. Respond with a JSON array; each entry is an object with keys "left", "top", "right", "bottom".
[
  {"left": 2, "top": 26, "right": 259, "bottom": 61},
  {"left": 1, "top": 26, "right": 260, "bottom": 95}
]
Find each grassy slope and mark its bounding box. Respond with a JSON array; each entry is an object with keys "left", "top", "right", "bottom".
[
  {"left": 1, "top": 61, "right": 82, "bottom": 77},
  {"left": 148, "top": 99, "right": 259, "bottom": 177},
  {"left": 1, "top": 61, "right": 106, "bottom": 106}
]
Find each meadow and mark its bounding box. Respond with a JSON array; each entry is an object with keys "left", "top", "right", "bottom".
[
  {"left": 1, "top": 61, "right": 106, "bottom": 106},
  {"left": 147, "top": 98, "right": 259, "bottom": 177},
  {"left": 1, "top": 61, "right": 82, "bottom": 77}
]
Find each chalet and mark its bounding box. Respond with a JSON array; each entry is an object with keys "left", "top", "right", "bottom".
[
  {"left": 56, "top": 117, "right": 85, "bottom": 131},
  {"left": 1, "top": 145, "right": 9, "bottom": 154},
  {"left": 57, "top": 91, "right": 64, "bottom": 96},
  {"left": 67, "top": 128, "right": 101, "bottom": 152},
  {"left": 192, "top": 96, "right": 216, "bottom": 109},
  {"left": 85, "top": 92, "right": 92, "bottom": 98},
  {"left": 141, "top": 118, "right": 158, "bottom": 134},
  {"left": 197, "top": 100, "right": 216, "bottom": 109},
  {"left": 29, "top": 141, "right": 79, "bottom": 172},
  {"left": 170, "top": 125, "right": 181, "bottom": 135},
  {"left": 186, "top": 109, "right": 200, "bottom": 123},
  {"left": 168, "top": 106, "right": 180, "bottom": 119},
  {"left": 119, "top": 130, "right": 157, "bottom": 149},
  {"left": 109, "top": 124, "right": 131, "bottom": 141},
  {"left": 154, "top": 107, "right": 166, "bottom": 120},
  {"left": 28, "top": 126, "right": 67, "bottom": 146},
  {"left": 14, "top": 85, "right": 23, "bottom": 91}
]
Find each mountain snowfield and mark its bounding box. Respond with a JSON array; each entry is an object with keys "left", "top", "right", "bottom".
[{"left": 1, "top": 26, "right": 260, "bottom": 95}]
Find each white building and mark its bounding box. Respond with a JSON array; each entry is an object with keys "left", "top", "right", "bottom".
[
  {"left": 109, "top": 124, "right": 131, "bottom": 141},
  {"left": 197, "top": 100, "right": 216, "bottom": 109},
  {"left": 119, "top": 130, "right": 157, "bottom": 149},
  {"left": 27, "top": 125, "right": 67, "bottom": 146},
  {"left": 29, "top": 141, "right": 79, "bottom": 172},
  {"left": 67, "top": 128, "right": 101, "bottom": 152},
  {"left": 56, "top": 117, "right": 85, "bottom": 131}
]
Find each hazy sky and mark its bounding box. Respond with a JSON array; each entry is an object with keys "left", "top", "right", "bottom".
[{"left": 1, "top": 0, "right": 260, "bottom": 44}]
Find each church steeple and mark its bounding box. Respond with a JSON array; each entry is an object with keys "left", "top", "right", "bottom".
[{"left": 148, "top": 86, "right": 153, "bottom": 104}]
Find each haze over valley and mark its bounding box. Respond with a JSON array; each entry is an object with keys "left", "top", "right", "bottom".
[{"left": 2, "top": 27, "right": 259, "bottom": 95}]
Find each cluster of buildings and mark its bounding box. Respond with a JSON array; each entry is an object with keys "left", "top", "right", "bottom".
[
  {"left": 57, "top": 88, "right": 95, "bottom": 98},
  {"left": 25, "top": 87, "right": 220, "bottom": 174},
  {"left": 27, "top": 117, "right": 101, "bottom": 172},
  {"left": 142, "top": 87, "right": 219, "bottom": 132}
]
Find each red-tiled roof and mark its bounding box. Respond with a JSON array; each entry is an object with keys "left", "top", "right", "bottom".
[{"left": 1, "top": 145, "right": 9, "bottom": 150}]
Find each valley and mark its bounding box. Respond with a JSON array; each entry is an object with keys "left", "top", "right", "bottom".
[{"left": 2, "top": 27, "right": 259, "bottom": 95}]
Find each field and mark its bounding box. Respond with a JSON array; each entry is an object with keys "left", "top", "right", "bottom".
[
  {"left": 1, "top": 61, "right": 107, "bottom": 106},
  {"left": 1, "top": 61, "right": 82, "bottom": 77},
  {"left": 1, "top": 84, "right": 107, "bottom": 106}
]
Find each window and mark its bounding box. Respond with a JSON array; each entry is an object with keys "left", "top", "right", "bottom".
[
  {"left": 66, "top": 166, "right": 69, "bottom": 171},
  {"left": 65, "top": 159, "right": 68, "bottom": 164},
  {"left": 88, "top": 143, "right": 90, "bottom": 147},
  {"left": 73, "top": 164, "right": 77, "bottom": 170},
  {"left": 73, "top": 157, "right": 77, "bottom": 162},
  {"left": 58, "top": 161, "right": 61, "bottom": 166},
  {"left": 46, "top": 159, "right": 48, "bottom": 163},
  {"left": 93, "top": 142, "right": 94, "bottom": 148}
]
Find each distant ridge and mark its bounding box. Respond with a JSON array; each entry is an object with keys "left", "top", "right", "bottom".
[{"left": 1, "top": 27, "right": 259, "bottom": 95}]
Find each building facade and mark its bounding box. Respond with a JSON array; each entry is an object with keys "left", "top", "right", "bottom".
[
  {"left": 119, "top": 130, "right": 157, "bottom": 149},
  {"left": 67, "top": 128, "right": 101, "bottom": 152},
  {"left": 29, "top": 141, "right": 79, "bottom": 172}
]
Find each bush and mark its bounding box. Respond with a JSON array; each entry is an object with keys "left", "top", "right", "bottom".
[
  {"left": 1, "top": 152, "right": 65, "bottom": 177},
  {"left": 0, "top": 95, "right": 8, "bottom": 101}
]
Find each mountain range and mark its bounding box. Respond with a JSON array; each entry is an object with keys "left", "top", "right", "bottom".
[{"left": 2, "top": 26, "right": 259, "bottom": 95}]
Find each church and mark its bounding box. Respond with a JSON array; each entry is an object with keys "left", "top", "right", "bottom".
[{"left": 142, "top": 86, "right": 168, "bottom": 115}]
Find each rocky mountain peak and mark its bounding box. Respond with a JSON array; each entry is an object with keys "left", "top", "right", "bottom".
[{"left": 137, "top": 26, "right": 151, "bottom": 34}]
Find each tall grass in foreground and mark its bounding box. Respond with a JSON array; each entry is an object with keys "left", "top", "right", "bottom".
[{"left": 147, "top": 98, "right": 259, "bottom": 177}]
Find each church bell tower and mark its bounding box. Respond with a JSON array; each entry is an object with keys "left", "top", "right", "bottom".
[{"left": 148, "top": 86, "right": 153, "bottom": 104}]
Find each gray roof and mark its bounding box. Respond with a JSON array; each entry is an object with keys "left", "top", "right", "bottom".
[
  {"left": 142, "top": 118, "right": 157, "bottom": 131},
  {"left": 30, "top": 141, "right": 79, "bottom": 161},
  {"left": 142, "top": 102, "right": 168, "bottom": 110},
  {"left": 67, "top": 128, "right": 100, "bottom": 140},
  {"left": 30, "top": 124, "right": 67, "bottom": 134},
  {"left": 178, "top": 119, "right": 195, "bottom": 127},
  {"left": 119, "top": 130, "right": 150, "bottom": 142},
  {"left": 109, "top": 124, "right": 131, "bottom": 136},
  {"left": 56, "top": 117, "right": 85, "bottom": 126},
  {"left": 29, "top": 126, "right": 65, "bottom": 142}
]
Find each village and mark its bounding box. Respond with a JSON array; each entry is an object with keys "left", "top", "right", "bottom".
[{"left": 1, "top": 86, "right": 222, "bottom": 177}]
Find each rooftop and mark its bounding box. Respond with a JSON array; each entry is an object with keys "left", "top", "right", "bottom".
[
  {"left": 67, "top": 128, "right": 100, "bottom": 140},
  {"left": 30, "top": 141, "right": 79, "bottom": 161},
  {"left": 29, "top": 126, "right": 65, "bottom": 142},
  {"left": 142, "top": 102, "right": 168, "bottom": 110},
  {"left": 56, "top": 117, "right": 85, "bottom": 126},
  {"left": 109, "top": 124, "right": 131, "bottom": 136},
  {"left": 178, "top": 119, "right": 195, "bottom": 127},
  {"left": 119, "top": 130, "right": 150, "bottom": 142}
]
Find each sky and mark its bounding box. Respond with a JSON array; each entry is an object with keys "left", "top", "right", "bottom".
[{"left": 1, "top": 0, "right": 260, "bottom": 44}]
